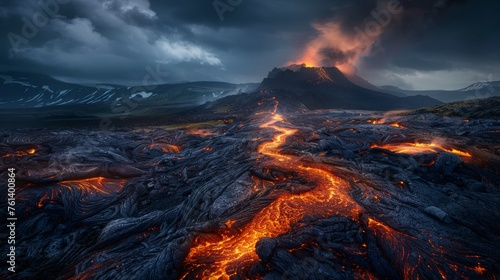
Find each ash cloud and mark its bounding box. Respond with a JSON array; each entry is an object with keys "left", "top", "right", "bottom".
[{"left": 319, "top": 47, "right": 356, "bottom": 67}]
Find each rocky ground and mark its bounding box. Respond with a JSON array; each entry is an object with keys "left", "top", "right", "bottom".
[{"left": 1, "top": 98, "right": 499, "bottom": 279}]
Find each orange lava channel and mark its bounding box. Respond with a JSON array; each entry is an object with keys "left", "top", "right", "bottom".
[
  {"left": 372, "top": 143, "right": 471, "bottom": 158},
  {"left": 182, "top": 113, "right": 361, "bottom": 279}
]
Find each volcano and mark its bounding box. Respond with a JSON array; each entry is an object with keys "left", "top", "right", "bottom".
[{"left": 258, "top": 64, "right": 442, "bottom": 110}]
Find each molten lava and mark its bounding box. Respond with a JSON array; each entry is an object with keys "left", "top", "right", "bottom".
[
  {"left": 187, "top": 129, "right": 218, "bottom": 137},
  {"left": 142, "top": 143, "right": 181, "bottom": 153},
  {"left": 59, "top": 177, "right": 126, "bottom": 196},
  {"left": 372, "top": 142, "right": 471, "bottom": 158},
  {"left": 257, "top": 114, "right": 296, "bottom": 162},
  {"left": 182, "top": 110, "right": 361, "bottom": 279},
  {"left": 389, "top": 122, "right": 404, "bottom": 128},
  {"left": 2, "top": 148, "right": 36, "bottom": 158}
]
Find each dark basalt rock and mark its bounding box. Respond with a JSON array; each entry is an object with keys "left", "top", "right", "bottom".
[
  {"left": 423, "top": 206, "right": 453, "bottom": 223},
  {"left": 431, "top": 152, "right": 461, "bottom": 174},
  {"left": 0, "top": 102, "right": 499, "bottom": 279}
]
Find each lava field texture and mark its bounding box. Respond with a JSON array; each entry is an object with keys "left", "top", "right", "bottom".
[{"left": 1, "top": 99, "right": 499, "bottom": 279}]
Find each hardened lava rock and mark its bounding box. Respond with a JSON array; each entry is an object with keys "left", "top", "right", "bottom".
[{"left": 0, "top": 105, "right": 499, "bottom": 279}]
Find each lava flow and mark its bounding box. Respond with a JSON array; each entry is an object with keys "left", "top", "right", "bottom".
[
  {"left": 59, "top": 177, "right": 126, "bottom": 196},
  {"left": 30, "top": 177, "right": 127, "bottom": 208},
  {"left": 142, "top": 143, "right": 181, "bottom": 153},
  {"left": 182, "top": 111, "right": 361, "bottom": 279},
  {"left": 2, "top": 148, "right": 36, "bottom": 158},
  {"left": 371, "top": 142, "right": 472, "bottom": 158}
]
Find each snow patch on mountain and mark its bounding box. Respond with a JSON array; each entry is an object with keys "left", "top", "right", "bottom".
[
  {"left": 130, "top": 91, "right": 153, "bottom": 99},
  {"left": 42, "top": 86, "right": 54, "bottom": 93},
  {"left": 461, "top": 82, "right": 495, "bottom": 92}
]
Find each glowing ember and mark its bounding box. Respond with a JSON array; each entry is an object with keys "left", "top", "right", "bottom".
[
  {"left": 225, "top": 219, "right": 236, "bottom": 228},
  {"left": 182, "top": 111, "right": 361, "bottom": 279},
  {"left": 371, "top": 142, "right": 471, "bottom": 157},
  {"left": 474, "top": 262, "right": 486, "bottom": 274}
]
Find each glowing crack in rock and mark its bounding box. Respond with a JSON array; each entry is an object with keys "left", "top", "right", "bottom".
[{"left": 2, "top": 148, "right": 36, "bottom": 158}]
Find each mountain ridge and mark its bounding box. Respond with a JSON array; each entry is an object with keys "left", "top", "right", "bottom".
[
  {"left": 0, "top": 71, "right": 258, "bottom": 109},
  {"left": 378, "top": 81, "right": 500, "bottom": 103}
]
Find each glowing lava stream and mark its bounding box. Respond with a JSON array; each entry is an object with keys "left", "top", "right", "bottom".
[
  {"left": 371, "top": 142, "right": 471, "bottom": 158},
  {"left": 182, "top": 113, "right": 361, "bottom": 279}
]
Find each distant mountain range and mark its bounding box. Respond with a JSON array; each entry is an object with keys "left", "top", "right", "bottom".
[
  {"left": 0, "top": 65, "right": 500, "bottom": 117},
  {"left": 377, "top": 82, "right": 500, "bottom": 103},
  {"left": 0, "top": 72, "right": 258, "bottom": 109}
]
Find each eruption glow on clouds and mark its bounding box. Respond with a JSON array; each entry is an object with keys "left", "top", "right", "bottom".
[
  {"left": 290, "top": 0, "right": 403, "bottom": 74},
  {"left": 290, "top": 22, "right": 371, "bottom": 74}
]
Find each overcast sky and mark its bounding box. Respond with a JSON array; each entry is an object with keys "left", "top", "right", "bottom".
[{"left": 0, "top": 0, "right": 498, "bottom": 90}]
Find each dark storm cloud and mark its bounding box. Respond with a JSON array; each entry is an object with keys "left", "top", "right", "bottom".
[
  {"left": 151, "top": 0, "right": 340, "bottom": 30},
  {"left": 0, "top": 0, "right": 341, "bottom": 84},
  {"left": 310, "top": 0, "right": 476, "bottom": 70},
  {"left": 0, "top": 0, "right": 499, "bottom": 89},
  {"left": 392, "top": 56, "right": 452, "bottom": 72},
  {"left": 349, "top": 0, "right": 499, "bottom": 69},
  {"left": 319, "top": 0, "right": 500, "bottom": 88}
]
